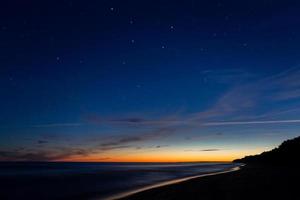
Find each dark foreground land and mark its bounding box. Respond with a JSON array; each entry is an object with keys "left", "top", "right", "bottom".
[
  {"left": 121, "top": 164, "right": 299, "bottom": 200},
  {"left": 123, "top": 136, "right": 300, "bottom": 200}
]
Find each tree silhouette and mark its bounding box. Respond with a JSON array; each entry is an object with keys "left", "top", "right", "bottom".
[{"left": 234, "top": 136, "right": 300, "bottom": 165}]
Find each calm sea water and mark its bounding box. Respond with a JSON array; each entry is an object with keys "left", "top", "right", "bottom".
[{"left": 0, "top": 162, "right": 239, "bottom": 200}]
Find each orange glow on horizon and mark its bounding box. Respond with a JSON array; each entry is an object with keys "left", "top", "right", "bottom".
[{"left": 58, "top": 148, "right": 265, "bottom": 163}]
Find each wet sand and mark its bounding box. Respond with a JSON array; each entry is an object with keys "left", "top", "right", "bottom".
[
  {"left": 108, "top": 165, "right": 241, "bottom": 200},
  {"left": 120, "top": 164, "right": 299, "bottom": 200}
]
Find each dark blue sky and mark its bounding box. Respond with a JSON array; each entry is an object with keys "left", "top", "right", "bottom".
[{"left": 1, "top": 0, "right": 300, "bottom": 161}]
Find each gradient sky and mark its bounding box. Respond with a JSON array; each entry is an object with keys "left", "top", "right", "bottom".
[{"left": 1, "top": 0, "right": 300, "bottom": 162}]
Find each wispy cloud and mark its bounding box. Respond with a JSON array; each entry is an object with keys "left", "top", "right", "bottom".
[
  {"left": 97, "top": 127, "right": 176, "bottom": 151},
  {"left": 85, "top": 114, "right": 182, "bottom": 127},
  {"left": 155, "top": 145, "right": 169, "bottom": 148},
  {"left": 99, "top": 145, "right": 132, "bottom": 151},
  {"left": 0, "top": 147, "right": 90, "bottom": 161},
  {"left": 37, "top": 140, "right": 48, "bottom": 144},
  {"left": 271, "top": 89, "right": 300, "bottom": 101},
  {"left": 184, "top": 149, "right": 222, "bottom": 152},
  {"left": 32, "top": 123, "right": 83, "bottom": 128},
  {"left": 192, "top": 67, "right": 300, "bottom": 122},
  {"left": 200, "top": 149, "right": 221, "bottom": 151},
  {"left": 203, "top": 119, "right": 300, "bottom": 126},
  {"left": 201, "top": 68, "right": 257, "bottom": 84}
]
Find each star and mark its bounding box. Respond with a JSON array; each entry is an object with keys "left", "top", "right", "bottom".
[
  {"left": 110, "top": 7, "right": 114, "bottom": 11},
  {"left": 131, "top": 39, "right": 135, "bottom": 43},
  {"left": 170, "top": 25, "right": 174, "bottom": 30},
  {"left": 161, "top": 45, "right": 166, "bottom": 49},
  {"left": 56, "top": 56, "right": 60, "bottom": 61}
]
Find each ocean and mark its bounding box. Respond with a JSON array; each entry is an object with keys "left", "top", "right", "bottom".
[{"left": 0, "top": 162, "right": 239, "bottom": 200}]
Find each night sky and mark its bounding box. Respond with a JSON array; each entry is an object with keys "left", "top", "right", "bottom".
[{"left": 1, "top": 0, "right": 300, "bottom": 162}]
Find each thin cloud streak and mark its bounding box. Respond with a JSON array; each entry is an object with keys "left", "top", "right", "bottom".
[
  {"left": 32, "top": 123, "right": 83, "bottom": 128},
  {"left": 203, "top": 119, "right": 300, "bottom": 126},
  {"left": 185, "top": 149, "right": 222, "bottom": 152}
]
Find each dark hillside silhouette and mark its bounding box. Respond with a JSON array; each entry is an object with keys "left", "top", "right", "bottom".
[
  {"left": 122, "top": 136, "right": 300, "bottom": 200},
  {"left": 234, "top": 136, "right": 300, "bottom": 164}
]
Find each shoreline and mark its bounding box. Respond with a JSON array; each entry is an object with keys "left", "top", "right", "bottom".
[
  {"left": 118, "top": 164, "right": 300, "bottom": 200},
  {"left": 104, "top": 164, "right": 243, "bottom": 200}
]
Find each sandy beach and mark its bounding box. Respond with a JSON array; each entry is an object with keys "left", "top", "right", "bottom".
[
  {"left": 120, "top": 164, "right": 299, "bottom": 200},
  {"left": 108, "top": 165, "right": 241, "bottom": 200}
]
